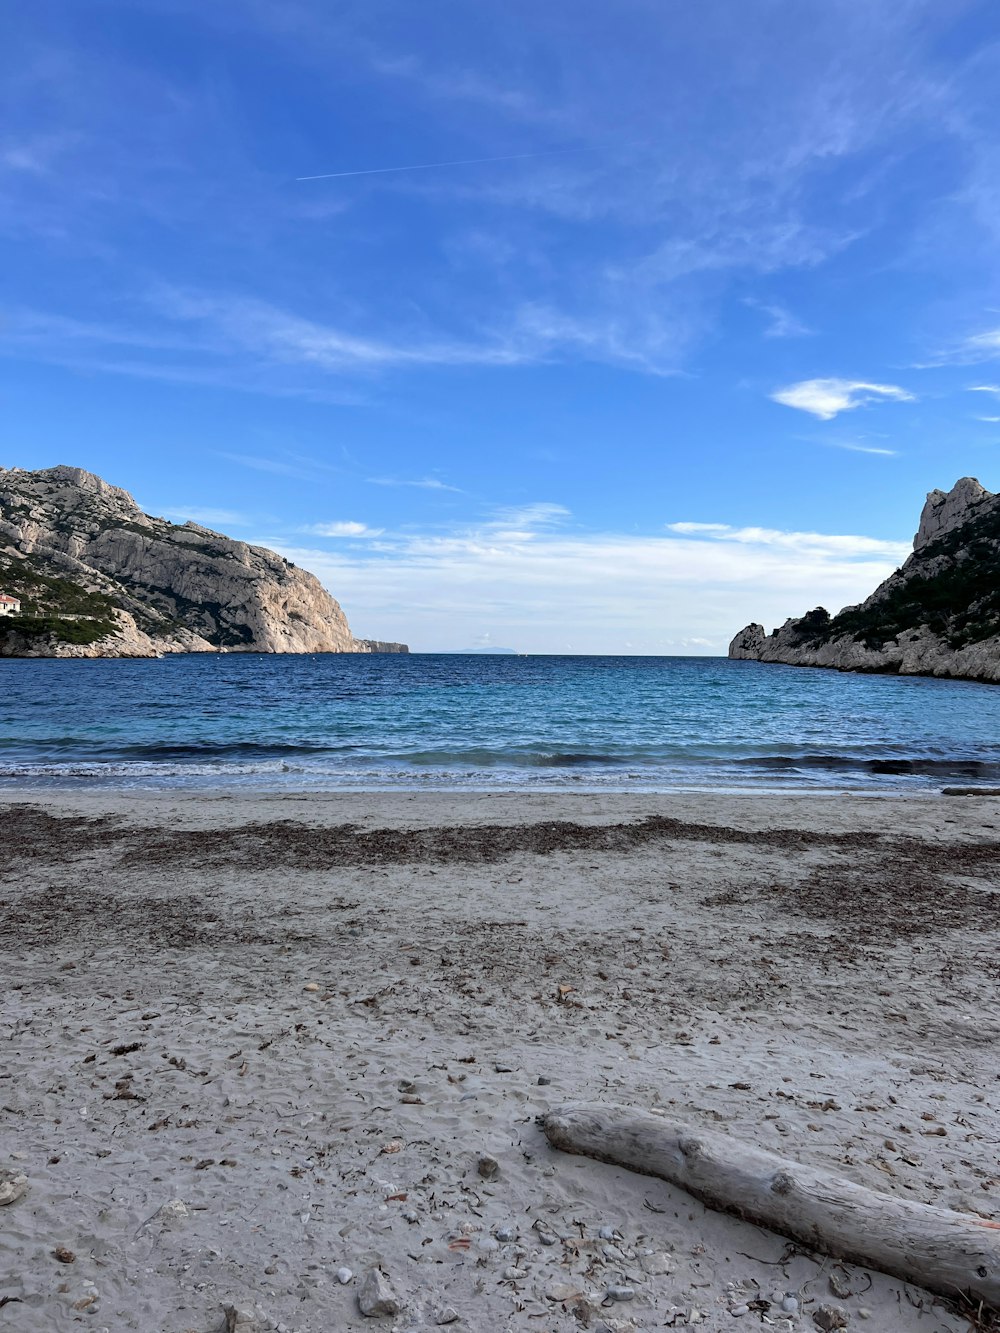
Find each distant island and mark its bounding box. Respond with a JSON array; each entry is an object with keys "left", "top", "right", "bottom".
[
  {"left": 0, "top": 465, "right": 407, "bottom": 659},
  {"left": 730, "top": 477, "right": 1000, "bottom": 684}
]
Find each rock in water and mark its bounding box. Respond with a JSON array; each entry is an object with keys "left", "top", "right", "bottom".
[
  {"left": 728, "top": 476, "right": 1000, "bottom": 683},
  {"left": 358, "top": 1268, "right": 403, "bottom": 1317},
  {"left": 0, "top": 465, "right": 406, "bottom": 658}
]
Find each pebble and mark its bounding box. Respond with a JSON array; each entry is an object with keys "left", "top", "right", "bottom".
[
  {"left": 781, "top": 1294, "right": 799, "bottom": 1314},
  {"left": 477, "top": 1154, "right": 499, "bottom": 1180},
  {"left": 494, "top": 1226, "right": 515, "bottom": 1242},
  {"left": 598, "top": 1225, "right": 615, "bottom": 1240},
  {"left": 0, "top": 1172, "right": 29, "bottom": 1207},
  {"left": 640, "top": 1252, "right": 674, "bottom": 1275},
  {"left": 547, "top": 1281, "right": 583, "bottom": 1302},
  {"left": 504, "top": 1266, "right": 528, "bottom": 1280},
  {"left": 812, "top": 1305, "right": 849, "bottom": 1331},
  {"left": 537, "top": 1075, "right": 551, "bottom": 1086},
  {"left": 358, "top": 1268, "right": 402, "bottom": 1318},
  {"left": 337, "top": 1267, "right": 353, "bottom": 1284},
  {"left": 730, "top": 1305, "right": 750, "bottom": 1317},
  {"left": 53, "top": 1247, "right": 76, "bottom": 1264},
  {"left": 829, "top": 1272, "right": 852, "bottom": 1299},
  {"left": 434, "top": 1308, "right": 459, "bottom": 1325},
  {"left": 605, "top": 1285, "right": 635, "bottom": 1303}
]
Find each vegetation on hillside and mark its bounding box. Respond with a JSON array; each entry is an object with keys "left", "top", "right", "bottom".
[
  {"left": 1, "top": 615, "right": 118, "bottom": 645},
  {"left": 782, "top": 507, "right": 1000, "bottom": 651}
]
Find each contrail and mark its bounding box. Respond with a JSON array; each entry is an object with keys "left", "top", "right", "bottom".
[{"left": 296, "top": 150, "right": 561, "bottom": 182}]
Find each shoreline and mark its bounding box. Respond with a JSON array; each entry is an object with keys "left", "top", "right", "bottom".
[{"left": 2, "top": 790, "right": 999, "bottom": 1330}]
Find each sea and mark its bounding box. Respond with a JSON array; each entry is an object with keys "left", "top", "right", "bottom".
[{"left": 2, "top": 652, "right": 1000, "bottom": 793}]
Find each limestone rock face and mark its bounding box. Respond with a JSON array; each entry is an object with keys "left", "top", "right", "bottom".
[
  {"left": 913, "top": 476, "right": 990, "bottom": 550},
  {"left": 728, "top": 477, "right": 1000, "bottom": 684},
  {"left": 0, "top": 465, "right": 407, "bottom": 658}
]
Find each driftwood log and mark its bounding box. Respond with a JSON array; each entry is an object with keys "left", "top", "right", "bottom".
[{"left": 542, "top": 1103, "right": 1000, "bottom": 1310}]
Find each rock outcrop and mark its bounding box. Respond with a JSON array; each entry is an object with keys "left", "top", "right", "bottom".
[
  {"left": 0, "top": 465, "right": 407, "bottom": 658},
  {"left": 729, "top": 477, "right": 1000, "bottom": 684}
]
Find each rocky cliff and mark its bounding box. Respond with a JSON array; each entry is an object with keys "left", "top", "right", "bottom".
[
  {"left": 729, "top": 477, "right": 1000, "bottom": 683},
  {"left": 0, "top": 465, "right": 407, "bottom": 658}
]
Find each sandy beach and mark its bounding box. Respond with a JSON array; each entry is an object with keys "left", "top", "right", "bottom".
[{"left": 1, "top": 789, "right": 998, "bottom": 1332}]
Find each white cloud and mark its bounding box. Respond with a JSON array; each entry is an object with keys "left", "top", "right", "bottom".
[
  {"left": 306, "top": 520, "right": 383, "bottom": 537},
  {"left": 770, "top": 377, "right": 915, "bottom": 419},
  {"left": 259, "top": 514, "right": 910, "bottom": 654},
  {"left": 960, "top": 328, "right": 1000, "bottom": 358},
  {"left": 671, "top": 523, "right": 909, "bottom": 559},
  {"left": 826, "top": 440, "right": 898, "bottom": 456},
  {"left": 974, "top": 415, "right": 1000, "bottom": 424},
  {"left": 968, "top": 384, "right": 1000, "bottom": 396},
  {"left": 367, "top": 476, "right": 463, "bottom": 492}
]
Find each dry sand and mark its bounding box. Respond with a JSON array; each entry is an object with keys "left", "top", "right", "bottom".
[{"left": 1, "top": 789, "right": 998, "bottom": 1333}]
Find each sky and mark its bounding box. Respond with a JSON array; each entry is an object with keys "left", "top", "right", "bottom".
[{"left": 4, "top": 0, "right": 1000, "bottom": 652}]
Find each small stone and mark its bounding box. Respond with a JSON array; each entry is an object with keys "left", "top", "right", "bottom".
[
  {"left": 730, "top": 1306, "right": 750, "bottom": 1317},
  {"left": 598, "top": 1225, "right": 615, "bottom": 1240},
  {"left": 435, "top": 1308, "right": 460, "bottom": 1325},
  {"left": 504, "top": 1266, "right": 528, "bottom": 1280},
  {"left": 53, "top": 1247, "right": 75, "bottom": 1264},
  {"left": 303, "top": 983, "right": 320, "bottom": 992},
  {"left": 640, "top": 1252, "right": 674, "bottom": 1275},
  {"left": 337, "top": 1267, "right": 353, "bottom": 1284},
  {"left": 828, "top": 1272, "right": 851, "bottom": 1299},
  {"left": 537, "top": 1075, "right": 551, "bottom": 1086},
  {"left": 813, "top": 1305, "right": 849, "bottom": 1331},
  {"left": 0, "top": 1171, "right": 28, "bottom": 1207},
  {"left": 477, "top": 1154, "right": 499, "bottom": 1180},
  {"left": 605, "top": 1285, "right": 635, "bottom": 1302},
  {"left": 547, "top": 1281, "right": 584, "bottom": 1302},
  {"left": 782, "top": 1294, "right": 799, "bottom": 1314},
  {"left": 358, "top": 1267, "right": 402, "bottom": 1318},
  {"left": 222, "top": 1309, "right": 257, "bottom": 1331},
  {"left": 857, "top": 1309, "right": 872, "bottom": 1320},
  {"left": 494, "top": 1226, "right": 515, "bottom": 1242},
  {"left": 402, "top": 1210, "right": 419, "bottom": 1224}
]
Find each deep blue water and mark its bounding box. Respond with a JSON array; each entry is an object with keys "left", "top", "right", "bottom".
[{"left": 2, "top": 653, "right": 1000, "bottom": 791}]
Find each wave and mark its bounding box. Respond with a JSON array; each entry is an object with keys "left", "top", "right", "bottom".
[{"left": 736, "top": 754, "right": 1000, "bottom": 778}]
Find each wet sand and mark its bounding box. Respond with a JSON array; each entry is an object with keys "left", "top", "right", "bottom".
[{"left": 1, "top": 790, "right": 998, "bottom": 1331}]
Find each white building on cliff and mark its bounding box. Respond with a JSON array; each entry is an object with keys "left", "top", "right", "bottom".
[{"left": 0, "top": 594, "right": 21, "bottom": 616}]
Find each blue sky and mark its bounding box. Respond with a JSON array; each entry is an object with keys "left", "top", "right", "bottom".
[{"left": 4, "top": 0, "right": 1000, "bottom": 652}]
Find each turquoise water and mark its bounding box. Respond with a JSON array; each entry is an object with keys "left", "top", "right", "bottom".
[{"left": 2, "top": 653, "right": 1000, "bottom": 791}]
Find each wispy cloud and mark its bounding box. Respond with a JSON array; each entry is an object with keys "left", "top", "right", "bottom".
[
  {"left": 218, "top": 452, "right": 315, "bottom": 480},
  {"left": 367, "top": 476, "right": 463, "bottom": 492},
  {"left": 826, "top": 440, "right": 898, "bottom": 456},
  {"left": 665, "top": 522, "right": 908, "bottom": 560},
  {"left": 746, "top": 299, "right": 813, "bottom": 339},
  {"left": 304, "top": 520, "right": 384, "bottom": 537},
  {"left": 968, "top": 384, "right": 1000, "bottom": 396},
  {"left": 959, "top": 328, "right": 1000, "bottom": 359},
  {"left": 771, "top": 377, "right": 915, "bottom": 420}
]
